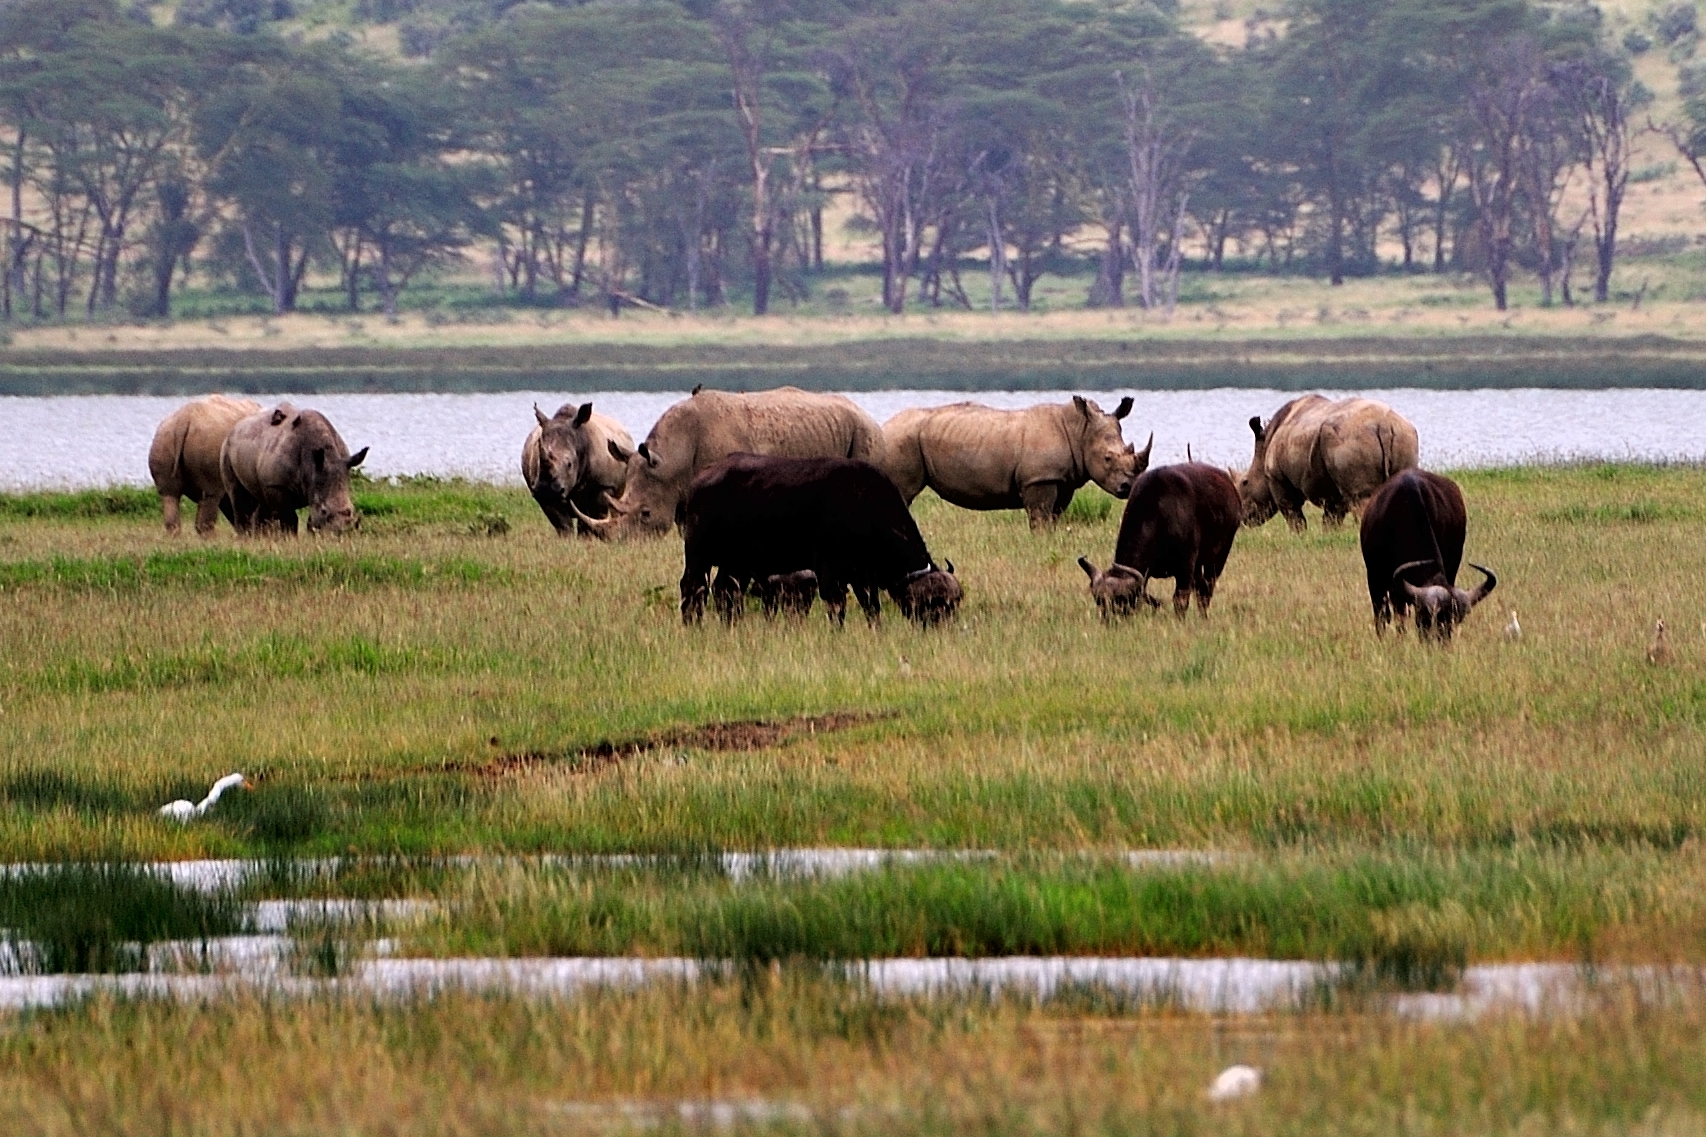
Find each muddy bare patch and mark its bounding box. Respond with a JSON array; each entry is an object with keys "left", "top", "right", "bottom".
[{"left": 473, "top": 711, "right": 885, "bottom": 777}]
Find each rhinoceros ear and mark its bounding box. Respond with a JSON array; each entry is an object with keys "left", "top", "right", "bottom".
[
  {"left": 347, "top": 446, "right": 368, "bottom": 470},
  {"left": 534, "top": 404, "right": 549, "bottom": 428},
  {"left": 1073, "top": 395, "right": 1089, "bottom": 418},
  {"left": 1113, "top": 396, "right": 1133, "bottom": 420},
  {"left": 638, "top": 442, "right": 659, "bottom": 468},
  {"left": 1249, "top": 416, "right": 1265, "bottom": 441},
  {"left": 608, "top": 439, "right": 632, "bottom": 463},
  {"left": 691, "top": 383, "right": 703, "bottom": 396},
  {"left": 574, "top": 402, "right": 593, "bottom": 427},
  {"left": 270, "top": 408, "right": 288, "bottom": 426}
]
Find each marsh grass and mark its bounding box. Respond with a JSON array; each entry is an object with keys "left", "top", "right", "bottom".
[
  {"left": 0, "top": 864, "right": 244, "bottom": 973},
  {"left": 5, "top": 981, "right": 1706, "bottom": 1134},
  {"left": 410, "top": 849, "right": 1673, "bottom": 982}
]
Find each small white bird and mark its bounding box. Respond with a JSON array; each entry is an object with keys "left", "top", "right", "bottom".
[
  {"left": 1503, "top": 610, "right": 1522, "bottom": 641},
  {"left": 1207, "top": 1064, "right": 1262, "bottom": 1102},
  {"left": 898, "top": 655, "right": 912, "bottom": 677},
  {"left": 158, "top": 773, "right": 252, "bottom": 822}
]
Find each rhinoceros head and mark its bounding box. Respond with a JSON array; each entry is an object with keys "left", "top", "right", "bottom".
[
  {"left": 1076, "top": 396, "right": 1149, "bottom": 499},
  {"left": 1393, "top": 559, "right": 1497, "bottom": 641},
  {"left": 571, "top": 439, "right": 674, "bottom": 540},
  {"left": 278, "top": 408, "right": 366, "bottom": 534},
  {"left": 1078, "top": 557, "right": 1160, "bottom": 620},
  {"left": 533, "top": 401, "right": 596, "bottom": 502},
  {"left": 1236, "top": 415, "right": 1279, "bottom": 527}
]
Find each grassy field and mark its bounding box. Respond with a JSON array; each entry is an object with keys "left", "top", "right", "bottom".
[{"left": 3, "top": 462, "right": 1705, "bottom": 1130}]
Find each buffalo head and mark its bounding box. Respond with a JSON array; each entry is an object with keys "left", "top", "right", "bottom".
[
  {"left": 1076, "top": 396, "right": 1150, "bottom": 499},
  {"left": 1078, "top": 557, "right": 1161, "bottom": 620},
  {"left": 1392, "top": 559, "right": 1497, "bottom": 641},
  {"left": 893, "top": 560, "right": 962, "bottom": 626}
]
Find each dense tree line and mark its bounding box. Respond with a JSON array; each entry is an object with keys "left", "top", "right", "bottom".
[{"left": 0, "top": 0, "right": 1678, "bottom": 320}]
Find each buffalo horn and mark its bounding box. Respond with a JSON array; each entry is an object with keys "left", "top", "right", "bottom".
[
  {"left": 1466, "top": 563, "right": 1497, "bottom": 606},
  {"left": 944, "top": 559, "right": 954, "bottom": 574},
  {"left": 1391, "top": 559, "right": 1438, "bottom": 586},
  {"left": 1078, "top": 556, "right": 1099, "bottom": 582}
]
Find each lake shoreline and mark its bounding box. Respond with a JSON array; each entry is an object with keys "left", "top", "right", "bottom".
[{"left": 3, "top": 333, "right": 1705, "bottom": 395}]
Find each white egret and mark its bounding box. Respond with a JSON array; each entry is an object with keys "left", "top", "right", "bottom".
[
  {"left": 1207, "top": 1065, "right": 1262, "bottom": 1102},
  {"left": 1503, "top": 610, "right": 1521, "bottom": 641},
  {"left": 158, "top": 773, "right": 252, "bottom": 822}
]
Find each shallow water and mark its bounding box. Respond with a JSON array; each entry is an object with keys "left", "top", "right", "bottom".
[
  {"left": 0, "top": 945, "right": 1677, "bottom": 1018},
  {"left": 4, "top": 388, "right": 1704, "bottom": 491}
]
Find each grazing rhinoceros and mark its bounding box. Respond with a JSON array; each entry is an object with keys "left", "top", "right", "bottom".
[
  {"left": 1359, "top": 468, "right": 1496, "bottom": 640},
  {"left": 521, "top": 401, "right": 634, "bottom": 537},
  {"left": 1238, "top": 395, "right": 1418, "bottom": 531},
  {"left": 148, "top": 395, "right": 262, "bottom": 535},
  {"left": 883, "top": 397, "right": 1151, "bottom": 529},
  {"left": 1079, "top": 462, "right": 1241, "bottom": 619},
  {"left": 680, "top": 454, "right": 960, "bottom": 628},
  {"left": 573, "top": 386, "right": 886, "bottom": 540},
  {"left": 219, "top": 404, "right": 368, "bottom": 535}
]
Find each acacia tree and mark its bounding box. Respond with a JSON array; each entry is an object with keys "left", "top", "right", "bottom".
[
  {"left": 1558, "top": 54, "right": 1646, "bottom": 302},
  {"left": 1118, "top": 67, "right": 1196, "bottom": 311}
]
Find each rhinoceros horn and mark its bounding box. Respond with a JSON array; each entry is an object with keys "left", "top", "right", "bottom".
[{"left": 1134, "top": 432, "right": 1154, "bottom": 471}]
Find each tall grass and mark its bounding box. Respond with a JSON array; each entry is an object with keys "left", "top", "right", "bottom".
[
  {"left": 0, "top": 548, "right": 497, "bottom": 591},
  {"left": 4, "top": 982, "right": 1706, "bottom": 1134},
  {"left": 0, "top": 864, "right": 244, "bottom": 973},
  {"left": 410, "top": 848, "right": 1679, "bottom": 980}
]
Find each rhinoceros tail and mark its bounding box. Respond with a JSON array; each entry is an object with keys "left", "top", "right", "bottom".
[{"left": 1375, "top": 424, "right": 1392, "bottom": 482}]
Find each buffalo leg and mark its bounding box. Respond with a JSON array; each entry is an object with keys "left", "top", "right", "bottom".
[
  {"left": 853, "top": 584, "right": 882, "bottom": 626},
  {"left": 680, "top": 564, "right": 711, "bottom": 625},
  {"left": 1020, "top": 483, "right": 1061, "bottom": 530},
  {"left": 1173, "top": 580, "right": 1193, "bottom": 618},
  {"left": 819, "top": 576, "right": 849, "bottom": 627},
  {"left": 160, "top": 494, "right": 183, "bottom": 535},
  {"left": 276, "top": 509, "right": 299, "bottom": 536},
  {"left": 193, "top": 496, "right": 222, "bottom": 537},
  {"left": 1195, "top": 571, "right": 1217, "bottom": 616},
  {"left": 713, "top": 572, "right": 746, "bottom": 625}
]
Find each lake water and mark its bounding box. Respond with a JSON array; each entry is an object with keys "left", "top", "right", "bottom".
[{"left": 3, "top": 387, "right": 1705, "bottom": 491}]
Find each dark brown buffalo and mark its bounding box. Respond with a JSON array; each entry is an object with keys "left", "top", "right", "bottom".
[
  {"left": 680, "top": 454, "right": 960, "bottom": 627},
  {"left": 1078, "top": 462, "right": 1240, "bottom": 618},
  {"left": 1359, "top": 468, "right": 1496, "bottom": 640}
]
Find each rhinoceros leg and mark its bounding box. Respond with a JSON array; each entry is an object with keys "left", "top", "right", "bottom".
[
  {"left": 193, "top": 496, "right": 223, "bottom": 537},
  {"left": 160, "top": 493, "right": 183, "bottom": 535},
  {"left": 1021, "top": 483, "right": 1063, "bottom": 530}
]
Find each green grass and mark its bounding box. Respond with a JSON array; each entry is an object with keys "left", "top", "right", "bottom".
[
  {"left": 0, "top": 488, "right": 157, "bottom": 521},
  {"left": 0, "top": 548, "right": 497, "bottom": 591},
  {"left": 411, "top": 849, "right": 1673, "bottom": 984},
  {"left": 0, "top": 864, "right": 244, "bottom": 973}
]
